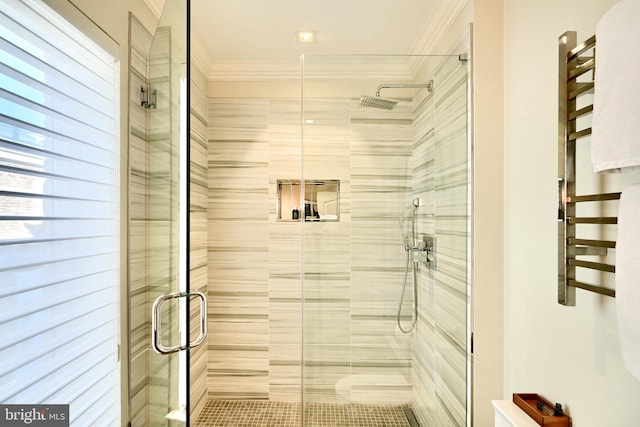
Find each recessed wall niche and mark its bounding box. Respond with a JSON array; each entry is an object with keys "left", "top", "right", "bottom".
[{"left": 277, "top": 179, "right": 340, "bottom": 222}]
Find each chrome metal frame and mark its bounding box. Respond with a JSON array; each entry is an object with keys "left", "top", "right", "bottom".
[{"left": 558, "top": 31, "right": 617, "bottom": 306}]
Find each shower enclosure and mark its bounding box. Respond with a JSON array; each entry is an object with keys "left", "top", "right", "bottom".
[
  {"left": 299, "top": 54, "right": 471, "bottom": 426},
  {"left": 128, "top": 1, "right": 471, "bottom": 423}
]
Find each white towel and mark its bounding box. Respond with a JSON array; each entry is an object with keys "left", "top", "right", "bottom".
[
  {"left": 591, "top": 0, "right": 640, "bottom": 173},
  {"left": 616, "top": 184, "right": 640, "bottom": 381}
]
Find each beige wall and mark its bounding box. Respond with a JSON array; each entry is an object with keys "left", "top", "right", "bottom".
[
  {"left": 444, "top": 0, "right": 640, "bottom": 425},
  {"left": 504, "top": 0, "right": 640, "bottom": 425},
  {"left": 471, "top": 0, "right": 506, "bottom": 425}
]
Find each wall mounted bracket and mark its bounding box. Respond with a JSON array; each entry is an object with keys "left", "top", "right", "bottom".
[{"left": 140, "top": 84, "right": 157, "bottom": 109}]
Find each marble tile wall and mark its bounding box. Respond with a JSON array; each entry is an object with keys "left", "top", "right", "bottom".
[
  {"left": 129, "top": 14, "right": 210, "bottom": 424},
  {"left": 128, "top": 15, "right": 152, "bottom": 426},
  {"left": 129, "top": 16, "right": 176, "bottom": 426},
  {"left": 411, "top": 57, "right": 470, "bottom": 427},
  {"left": 207, "top": 96, "right": 417, "bottom": 404},
  {"left": 207, "top": 99, "right": 272, "bottom": 400},
  {"left": 302, "top": 98, "right": 416, "bottom": 404},
  {"left": 206, "top": 58, "right": 469, "bottom": 423},
  {"left": 268, "top": 100, "right": 303, "bottom": 403},
  {"left": 349, "top": 98, "right": 415, "bottom": 394},
  {"left": 301, "top": 98, "right": 352, "bottom": 404},
  {"left": 145, "top": 24, "right": 180, "bottom": 426},
  {"left": 190, "top": 63, "right": 210, "bottom": 419}
]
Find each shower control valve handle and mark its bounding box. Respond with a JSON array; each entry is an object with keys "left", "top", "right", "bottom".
[{"left": 422, "top": 235, "right": 435, "bottom": 266}]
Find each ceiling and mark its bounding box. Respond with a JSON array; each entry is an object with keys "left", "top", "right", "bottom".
[{"left": 188, "top": 0, "right": 463, "bottom": 80}]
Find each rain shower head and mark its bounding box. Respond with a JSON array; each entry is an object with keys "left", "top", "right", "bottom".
[
  {"left": 360, "top": 80, "right": 434, "bottom": 110},
  {"left": 359, "top": 95, "right": 399, "bottom": 110}
]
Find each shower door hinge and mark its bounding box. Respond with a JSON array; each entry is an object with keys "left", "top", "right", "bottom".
[
  {"left": 459, "top": 53, "right": 469, "bottom": 62},
  {"left": 140, "top": 84, "right": 157, "bottom": 109},
  {"left": 471, "top": 332, "right": 474, "bottom": 354}
]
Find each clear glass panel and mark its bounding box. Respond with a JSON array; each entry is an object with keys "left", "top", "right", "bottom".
[
  {"left": 301, "top": 54, "right": 470, "bottom": 426},
  {"left": 128, "top": 0, "right": 189, "bottom": 425}
]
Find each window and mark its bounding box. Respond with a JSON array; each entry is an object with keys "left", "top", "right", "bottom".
[{"left": 0, "top": 0, "right": 120, "bottom": 425}]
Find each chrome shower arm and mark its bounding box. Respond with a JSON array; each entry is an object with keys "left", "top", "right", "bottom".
[{"left": 376, "top": 81, "right": 434, "bottom": 96}]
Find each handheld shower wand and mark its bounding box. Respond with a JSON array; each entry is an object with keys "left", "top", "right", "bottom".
[
  {"left": 397, "top": 198, "right": 420, "bottom": 333},
  {"left": 396, "top": 198, "right": 434, "bottom": 333}
]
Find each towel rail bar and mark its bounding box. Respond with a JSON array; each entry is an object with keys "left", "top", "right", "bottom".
[
  {"left": 568, "top": 217, "right": 617, "bottom": 224},
  {"left": 575, "top": 246, "right": 608, "bottom": 256},
  {"left": 576, "top": 57, "right": 594, "bottom": 66},
  {"left": 569, "top": 82, "right": 594, "bottom": 99},
  {"left": 568, "top": 35, "right": 596, "bottom": 59},
  {"left": 568, "top": 128, "right": 592, "bottom": 141},
  {"left": 568, "top": 238, "right": 616, "bottom": 248},
  {"left": 571, "top": 192, "right": 621, "bottom": 202},
  {"left": 569, "top": 58, "right": 595, "bottom": 79},
  {"left": 569, "top": 105, "right": 593, "bottom": 120},
  {"left": 558, "top": 31, "right": 617, "bottom": 306},
  {"left": 569, "top": 259, "right": 615, "bottom": 273},
  {"left": 570, "top": 280, "right": 616, "bottom": 298}
]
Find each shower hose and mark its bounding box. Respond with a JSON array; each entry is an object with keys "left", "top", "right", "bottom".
[
  {"left": 397, "top": 246, "right": 418, "bottom": 333},
  {"left": 397, "top": 199, "right": 419, "bottom": 334}
]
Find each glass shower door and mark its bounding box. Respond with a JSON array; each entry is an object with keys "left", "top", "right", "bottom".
[
  {"left": 301, "top": 54, "right": 471, "bottom": 427},
  {"left": 146, "top": 8, "right": 188, "bottom": 422},
  {"left": 129, "top": 0, "right": 206, "bottom": 425}
]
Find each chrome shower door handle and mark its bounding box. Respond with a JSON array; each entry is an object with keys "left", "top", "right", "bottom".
[
  {"left": 187, "top": 291, "right": 207, "bottom": 348},
  {"left": 190, "top": 290, "right": 208, "bottom": 348},
  {"left": 151, "top": 290, "right": 208, "bottom": 355}
]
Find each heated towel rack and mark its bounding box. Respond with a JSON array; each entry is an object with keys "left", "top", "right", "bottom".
[{"left": 558, "top": 31, "right": 617, "bottom": 306}]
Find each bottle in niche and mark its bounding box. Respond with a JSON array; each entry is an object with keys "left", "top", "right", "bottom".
[{"left": 292, "top": 206, "right": 300, "bottom": 220}]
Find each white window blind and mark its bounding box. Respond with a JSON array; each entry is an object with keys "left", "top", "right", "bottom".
[{"left": 0, "top": 0, "right": 120, "bottom": 426}]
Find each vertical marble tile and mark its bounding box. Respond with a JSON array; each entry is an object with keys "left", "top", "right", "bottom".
[
  {"left": 303, "top": 99, "right": 351, "bottom": 180},
  {"left": 204, "top": 58, "right": 469, "bottom": 420},
  {"left": 207, "top": 317, "right": 270, "bottom": 400},
  {"left": 128, "top": 15, "right": 152, "bottom": 426},
  {"left": 268, "top": 219, "right": 302, "bottom": 401},
  {"left": 348, "top": 98, "right": 415, "bottom": 405},
  {"left": 268, "top": 99, "right": 301, "bottom": 183},
  {"left": 129, "top": 13, "right": 211, "bottom": 424},
  {"left": 190, "top": 63, "right": 209, "bottom": 419},
  {"left": 207, "top": 98, "right": 270, "bottom": 401},
  {"left": 411, "top": 56, "right": 470, "bottom": 427}
]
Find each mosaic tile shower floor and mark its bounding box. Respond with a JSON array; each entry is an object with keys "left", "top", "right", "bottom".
[{"left": 193, "top": 400, "right": 417, "bottom": 427}]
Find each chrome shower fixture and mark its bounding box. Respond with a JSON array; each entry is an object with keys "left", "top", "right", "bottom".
[
  {"left": 359, "top": 95, "right": 399, "bottom": 110},
  {"left": 360, "top": 80, "right": 434, "bottom": 110}
]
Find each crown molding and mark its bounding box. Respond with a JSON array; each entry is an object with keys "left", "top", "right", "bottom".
[
  {"left": 197, "top": 0, "right": 469, "bottom": 82},
  {"left": 205, "top": 59, "right": 418, "bottom": 82},
  {"left": 143, "top": 0, "right": 164, "bottom": 20},
  {"left": 410, "top": 0, "right": 469, "bottom": 56},
  {"left": 406, "top": 0, "right": 470, "bottom": 80},
  {"left": 190, "top": 30, "right": 213, "bottom": 78},
  {"left": 206, "top": 61, "right": 301, "bottom": 82}
]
